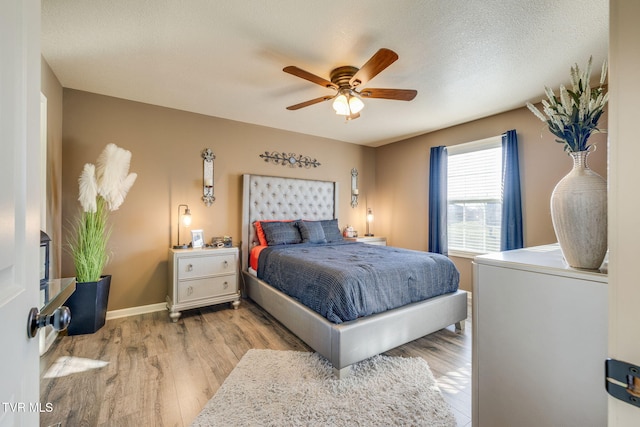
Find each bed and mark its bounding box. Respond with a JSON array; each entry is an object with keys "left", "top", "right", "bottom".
[{"left": 241, "top": 174, "right": 468, "bottom": 378}]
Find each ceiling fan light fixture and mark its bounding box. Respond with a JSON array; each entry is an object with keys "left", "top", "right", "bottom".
[
  {"left": 284, "top": 48, "right": 415, "bottom": 118},
  {"left": 332, "top": 93, "right": 350, "bottom": 115},
  {"left": 333, "top": 89, "right": 364, "bottom": 116},
  {"left": 349, "top": 94, "right": 364, "bottom": 114}
]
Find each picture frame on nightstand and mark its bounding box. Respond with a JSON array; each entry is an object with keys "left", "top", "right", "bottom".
[{"left": 191, "top": 229, "right": 204, "bottom": 248}]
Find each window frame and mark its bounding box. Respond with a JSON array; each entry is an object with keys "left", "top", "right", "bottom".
[{"left": 446, "top": 135, "right": 502, "bottom": 258}]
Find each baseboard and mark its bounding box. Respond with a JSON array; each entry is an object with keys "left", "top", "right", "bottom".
[{"left": 106, "top": 302, "right": 167, "bottom": 320}]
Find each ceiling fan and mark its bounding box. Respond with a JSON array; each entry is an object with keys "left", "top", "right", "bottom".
[{"left": 283, "top": 48, "right": 417, "bottom": 121}]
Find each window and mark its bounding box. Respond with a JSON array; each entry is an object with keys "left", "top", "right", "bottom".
[{"left": 447, "top": 136, "right": 502, "bottom": 256}]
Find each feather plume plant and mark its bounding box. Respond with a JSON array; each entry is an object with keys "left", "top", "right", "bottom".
[
  {"left": 69, "top": 144, "right": 137, "bottom": 282},
  {"left": 527, "top": 56, "right": 608, "bottom": 152}
]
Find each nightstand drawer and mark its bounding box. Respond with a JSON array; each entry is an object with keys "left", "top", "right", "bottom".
[
  {"left": 177, "top": 253, "right": 236, "bottom": 279},
  {"left": 345, "top": 236, "right": 387, "bottom": 246},
  {"left": 178, "top": 275, "right": 237, "bottom": 303}
]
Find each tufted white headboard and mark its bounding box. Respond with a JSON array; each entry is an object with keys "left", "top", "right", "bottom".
[{"left": 241, "top": 174, "right": 339, "bottom": 271}]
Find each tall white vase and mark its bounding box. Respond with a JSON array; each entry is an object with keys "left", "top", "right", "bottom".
[{"left": 550, "top": 151, "right": 607, "bottom": 269}]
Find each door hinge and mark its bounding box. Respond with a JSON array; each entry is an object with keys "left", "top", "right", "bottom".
[{"left": 606, "top": 358, "right": 640, "bottom": 408}]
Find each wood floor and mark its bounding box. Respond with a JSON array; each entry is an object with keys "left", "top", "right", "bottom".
[{"left": 40, "top": 296, "right": 472, "bottom": 427}]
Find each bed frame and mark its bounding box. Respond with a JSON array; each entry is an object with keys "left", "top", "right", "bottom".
[{"left": 240, "top": 174, "right": 467, "bottom": 378}]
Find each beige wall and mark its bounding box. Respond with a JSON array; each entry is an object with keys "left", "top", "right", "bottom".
[
  {"left": 375, "top": 106, "right": 608, "bottom": 291},
  {"left": 41, "top": 57, "right": 63, "bottom": 279},
  {"left": 60, "top": 87, "right": 608, "bottom": 307},
  {"left": 61, "top": 89, "right": 375, "bottom": 310}
]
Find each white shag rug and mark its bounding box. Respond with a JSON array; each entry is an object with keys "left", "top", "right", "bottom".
[{"left": 191, "top": 349, "right": 456, "bottom": 427}]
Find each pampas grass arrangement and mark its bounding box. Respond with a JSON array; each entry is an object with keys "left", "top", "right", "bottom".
[{"left": 69, "top": 144, "right": 137, "bottom": 283}]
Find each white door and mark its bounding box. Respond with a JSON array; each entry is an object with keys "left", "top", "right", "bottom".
[
  {"left": 608, "top": 1, "right": 640, "bottom": 425},
  {"left": 0, "top": 0, "right": 42, "bottom": 425}
]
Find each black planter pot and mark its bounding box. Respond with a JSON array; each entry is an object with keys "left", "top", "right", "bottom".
[{"left": 65, "top": 275, "right": 111, "bottom": 336}]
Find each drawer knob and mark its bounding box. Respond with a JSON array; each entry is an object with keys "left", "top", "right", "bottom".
[
  {"left": 187, "top": 286, "right": 193, "bottom": 296},
  {"left": 187, "top": 264, "right": 193, "bottom": 272},
  {"left": 223, "top": 281, "right": 229, "bottom": 289},
  {"left": 223, "top": 260, "right": 228, "bottom": 268}
]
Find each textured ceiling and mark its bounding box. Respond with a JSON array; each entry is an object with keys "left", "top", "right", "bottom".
[{"left": 41, "top": 0, "right": 608, "bottom": 147}]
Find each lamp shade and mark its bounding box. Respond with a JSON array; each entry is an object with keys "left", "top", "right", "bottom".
[
  {"left": 332, "top": 93, "right": 350, "bottom": 115},
  {"left": 182, "top": 208, "right": 192, "bottom": 226},
  {"left": 349, "top": 95, "right": 364, "bottom": 114}
]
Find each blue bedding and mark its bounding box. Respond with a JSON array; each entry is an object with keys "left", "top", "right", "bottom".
[{"left": 257, "top": 242, "right": 459, "bottom": 324}]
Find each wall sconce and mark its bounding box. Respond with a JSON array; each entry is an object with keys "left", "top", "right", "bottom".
[
  {"left": 365, "top": 208, "right": 374, "bottom": 236},
  {"left": 202, "top": 148, "right": 215, "bottom": 206},
  {"left": 173, "top": 204, "right": 192, "bottom": 249},
  {"left": 351, "top": 168, "right": 359, "bottom": 208}
]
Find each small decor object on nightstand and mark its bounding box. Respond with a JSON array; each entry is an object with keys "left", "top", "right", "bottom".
[
  {"left": 212, "top": 236, "right": 233, "bottom": 248},
  {"left": 191, "top": 229, "right": 204, "bottom": 248}
]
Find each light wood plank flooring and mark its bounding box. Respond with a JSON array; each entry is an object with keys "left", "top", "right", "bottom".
[{"left": 40, "top": 296, "right": 472, "bottom": 427}]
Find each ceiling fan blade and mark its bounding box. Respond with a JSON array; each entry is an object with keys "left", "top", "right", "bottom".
[
  {"left": 349, "top": 48, "right": 399, "bottom": 88},
  {"left": 359, "top": 88, "right": 417, "bottom": 101},
  {"left": 286, "top": 95, "right": 334, "bottom": 110},
  {"left": 283, "top": 66, "right": 338, "bottom": 89}
]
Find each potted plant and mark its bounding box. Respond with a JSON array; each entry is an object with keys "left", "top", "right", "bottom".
[
  {"left": 65, "top": 143, "right": 137, "bottom": 335},
  {"left": 526, "top": 57, "right": 608, "bottom": 269}
]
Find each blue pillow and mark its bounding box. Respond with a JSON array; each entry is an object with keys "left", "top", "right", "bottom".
[
  {"left": 320, "top": 219, "right": 343, "bottom": 242},
  {"left": 297, "top": 221, "right": 327, "bottom": 244},
  {"left": 261, "top": 221, "right": 302, "bottom": 245}
]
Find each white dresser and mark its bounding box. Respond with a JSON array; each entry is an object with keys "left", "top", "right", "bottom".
[
  {"left": 167, "top": 247, "right": 240, "bottom": 322},
  {"left": 473, "top": 244, "right": 607, "bottom": 427}
]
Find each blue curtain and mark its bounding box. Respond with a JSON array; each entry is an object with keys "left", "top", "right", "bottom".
[
  {"left": 428, "top": 146, "right": 448, "bottom": 255},
  {"left": 501, "top": 129, "right": 524, "bottom": 250}
]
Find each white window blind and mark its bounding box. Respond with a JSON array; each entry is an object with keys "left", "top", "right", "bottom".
[{"left": 447, "top": 136, "right": 502, "bottom": 255}]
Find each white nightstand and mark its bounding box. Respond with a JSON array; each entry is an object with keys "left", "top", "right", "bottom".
[
  {"left": 167, "top": 246, "right": 240, "bottom": 322},
  {"left": 344, "top": 236, "right": 387, "bottom": 246}
]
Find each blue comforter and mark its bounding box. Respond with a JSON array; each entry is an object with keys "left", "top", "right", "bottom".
[{"left": 257, "top": 242, "right": 459, "bottom": 324}]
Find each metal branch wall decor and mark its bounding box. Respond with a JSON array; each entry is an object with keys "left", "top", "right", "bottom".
[
  {"left": 259, "top": 151, "right": 321, "bottom": 168},
  {"left": 202, "top": 148, "right": 215, "bottom": 206}
]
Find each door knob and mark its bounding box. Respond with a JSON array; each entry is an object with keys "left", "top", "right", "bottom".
[{"left": 27, "top": 306, "right": 71, "bottom": 339}]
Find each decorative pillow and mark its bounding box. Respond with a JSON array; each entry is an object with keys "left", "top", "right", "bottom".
[
  {"left": 260, "top": 220, "right": 302, "bottom": 245},
  {"left": 297, "top": 220, "right": 327, "bottom": 244},
  {"left": 254, "top": 220, "right": 292, "bottom": 246},
  {"left": 320, "top": 219, "right": 344, "bottom": 242}
]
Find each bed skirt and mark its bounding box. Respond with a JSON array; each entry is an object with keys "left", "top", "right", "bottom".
[{"left": 243, "top": 271, "right": 467, "bottom": 377}]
